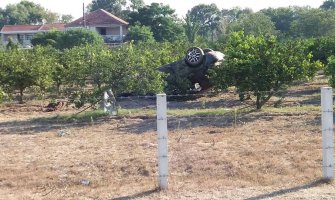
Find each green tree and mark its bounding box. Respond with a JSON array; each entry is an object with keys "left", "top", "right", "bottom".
[
  {"left": 59, "top": 29, "right": 104, "bottom": 49},
  {"left": 60, "top": 14, "right": 74, "bottom": 23},
  {"left": 125, "top": 24, "right": 155, "bottom": 43},
  {"left": 129, "top": 0, "right": 145, "bottom": 11},
  {"left": 184, "top": 13, "right": 201, "bottom": 44},
  {"left": 31, "top": 30, "right": 61, "bottom": 48},
  {"left": 228, "top": 12, "right": 277, "bottom": 36},
  {"left": 61, "top": 42, "right": 173, "bottom": 107},
  {"left": 0, "top": 8, "right": 5, "bottom": 28},
  {"left": 325, "top": 56, "right": 335, "bottom": 87},
  {"left": 107, "top": 42, "right": 165, "bottom": 95},
  {"left": 187, "top": 4, "right": 222, "bottom": 41},
  {"left": 261, "top": 7, "right": 297, "bottom": 37},
  {"left": 31, "top": 29, "right": 105, "bottom": 98},
  {"left": 0, "top": 46, "right": 55, "bottom": 103},
  {"left": 88, "top": 0, "right": 127, "bottom": 16},
  {"left": 31, "top": 28, "right": 104, "bottom": 50},
  {"left": 320, "top": 0, "right": 335, "bottom": 10},
  {"left": 210, "top": 32, "right": 322, "bottom": 109},
  {"left": 1, "top": 0, "right": 59, "bottom": 25},
  {"left": 309, "top": 36, "right": 335, "bottom": 64},
  {"left": 221, "top": 7, "right": 253, "bottom": 23},
  {"left": 290, "top": 8, "right": 335, "bottom": 38},
  {"left": 127, "top": 3, "right": 185, "bottom": 42}
]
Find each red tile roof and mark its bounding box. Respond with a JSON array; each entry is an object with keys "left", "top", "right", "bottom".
[
  {"left": 65, "top": 9, "right": 129, "bottom": 28},
  {"left": 1, "top": 25, "right": 40, "bottom": 32},
  {"left": 1, "top": 23, "right": 65, "bottom": 33}
]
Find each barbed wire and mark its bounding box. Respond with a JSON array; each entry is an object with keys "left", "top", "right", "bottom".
[
  {"left": 114, "top": 89, "right": 323, "bottom": 100},
  {"left": 6, "top": 87, "right": 326, "bottom": 102},
  {"left": 0, "top": 159, "right": 323, "bottom": 172}
]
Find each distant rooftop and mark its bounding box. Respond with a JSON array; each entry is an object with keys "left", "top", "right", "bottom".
[
  {"left": 65, "top": 9, "right": 129, "bottom": 28},
  {"left": 0, "top": 23, "right": 65, "bottom": 33}
]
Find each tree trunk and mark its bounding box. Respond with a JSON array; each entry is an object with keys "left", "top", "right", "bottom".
[
  {"left": 18, "top": 88, "right": 24, "bottom": 104},
  {"left": 56, "top": 81, "right": 61, "bottom": 97},
  {"left": 256, "top": 92, "right": 274, "bottom": 109},
  {"left": 256, "top": 93, "right": 261, "bottom": 109}
]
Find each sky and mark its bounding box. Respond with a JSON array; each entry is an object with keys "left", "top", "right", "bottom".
[{"left": 0, "top": 0, "right": 326, "bottom": 19}]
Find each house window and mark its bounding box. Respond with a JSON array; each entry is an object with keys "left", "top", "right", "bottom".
[
  {"left": 18, "top": 34, "right": 25, "bottom": 41},
  {"left": 99, "top": 28, "right": 106, "bottom": 35},
  {"left": 25, "top": 34, "right": 34, "bottom": 40}
]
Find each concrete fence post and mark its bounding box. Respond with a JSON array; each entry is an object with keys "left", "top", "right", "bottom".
[
  {"left": 103, "top": 91, "right": 109, "bottom": 113},
  {"left": 103, "top": 89, "right": 117, "bottom": 115},
  {"left": 156, "top": 93, "right": 168, "bottom": 190},
  {"left": 321, "top": 87, "right": 334, "bottom": 180}
]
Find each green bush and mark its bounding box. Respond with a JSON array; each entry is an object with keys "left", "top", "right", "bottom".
[{"left": 210, "top": 32, "right": 322, "bottom": 109}]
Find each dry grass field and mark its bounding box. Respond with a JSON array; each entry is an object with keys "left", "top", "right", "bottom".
[{"left": 0, "top": 76, "right": 335, "bottom": 199}]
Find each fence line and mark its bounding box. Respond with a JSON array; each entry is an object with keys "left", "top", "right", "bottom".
[
  {"left": 154, "top": 87, "right": 334, "bottom": 188},
  {"left": 114, "top": 89, "right": 321, "bottom": 100},
  {"left": 0, "top": 87, "right": 332, "bottom": 192}
]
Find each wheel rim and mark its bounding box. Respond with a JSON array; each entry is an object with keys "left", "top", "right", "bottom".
[{"left": 186, "top": 48, "right": 202, "bottom": 64}]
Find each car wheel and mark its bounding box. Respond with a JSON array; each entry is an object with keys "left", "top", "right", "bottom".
[{"left": 185, "top": 47, "right": 204, "bottom": 67}]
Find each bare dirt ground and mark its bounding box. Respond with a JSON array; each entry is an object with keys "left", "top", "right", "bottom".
[{"left": 0, "top": 76, "right": 335, "bottom": 199}]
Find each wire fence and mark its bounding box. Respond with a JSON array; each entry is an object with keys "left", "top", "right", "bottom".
[{"left": 0, "top": 87, "right": 332, "bottom": 198}]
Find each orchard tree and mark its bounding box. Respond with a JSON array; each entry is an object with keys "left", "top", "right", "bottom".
[
  {"left": 63, "top": 45, "right": 112, "bottom": 90},
  {"left": 62, "top": 44, "right": 113, "bottom": 107},
  {"left": 210, "top": 32, "right": 322, "bottom": 109},
  {"left": 107, "top": 43, "right": 165, "bottom": 95},
  {"left": 325, "top": 56, "right": 335, "bottom": 87},
  {"left": 59, "top": 41, "right": 187, "bottom": 107},
  {"left": 0, "top": 46, "right": 55, "bottom": 103},
  {"left": 309, "top": 36, "right": 335, "bottom": 64}
]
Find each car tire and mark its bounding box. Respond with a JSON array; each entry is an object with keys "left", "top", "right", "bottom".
[{"left": 185, "top": 47, "right": 204, "bottom": 67}]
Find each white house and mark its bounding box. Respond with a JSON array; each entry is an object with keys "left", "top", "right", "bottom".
[
  {"left": 0, "top": 23, "right": 65, "bottom": 47},
  {"left": 0, "top": 9, "right": 128, "bottom": 48},
  {"left": 65, "top": 9, "right": 129, "bottom": 46}
]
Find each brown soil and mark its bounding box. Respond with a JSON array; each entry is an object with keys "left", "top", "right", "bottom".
[{"left": 0, "top": 76, "right": 334, "bottom": 199}]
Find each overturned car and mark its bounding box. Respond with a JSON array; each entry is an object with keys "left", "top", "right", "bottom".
[{"left": 158, "top": 47, "right": 224, "bottom": 93}]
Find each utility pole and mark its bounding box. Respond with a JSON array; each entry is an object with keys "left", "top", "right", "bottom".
[{"left": 83, "top": 3, "right": 86, "bottom": 27}]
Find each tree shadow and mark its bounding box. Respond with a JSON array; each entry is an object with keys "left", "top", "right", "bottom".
[
  {"left": 245, "top": 179, "right": 329, "bottom": 200},
  {"left": 0, "top": 115, "right": 110, "bottom": 135},
  {"left": 110, "top": 188, "right": 159, "bottom": 200},
  {"left": 283, "top": 88, "right": 320, "bottom": 98},
  {"left": 117, "top": 109, "right": 271, "bottom": 134}
]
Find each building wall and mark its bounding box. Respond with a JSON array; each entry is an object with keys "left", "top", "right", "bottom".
[
  {"left": 106, "top": 27, "right": 119, "bottom": 35},
  {"left": 4, "top": 34, "right": 18, "bottom": 43},
  {"left": 1, "top": 33, "right": 36, "bottom": 47},
  {"left": 100, "top": 26, "right": 128, "bottom": 36}
]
